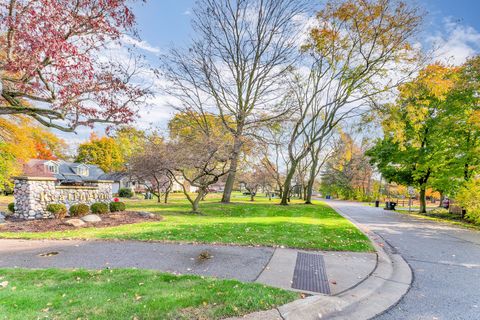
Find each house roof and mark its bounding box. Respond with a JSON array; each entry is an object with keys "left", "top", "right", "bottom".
[
  {"left": 23, "top": 160, "right": 106, "bottom": 182},
  {"left": 98, "top": 172, "right": 130, "bottom": 182}
]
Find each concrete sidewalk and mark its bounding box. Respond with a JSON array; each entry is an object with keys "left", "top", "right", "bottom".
[
  {"left": 0, "top": 238, "right": 376, "bottom": 297},
  {"left": 256, "top": 248, "right": 376, "bottom": 295}
]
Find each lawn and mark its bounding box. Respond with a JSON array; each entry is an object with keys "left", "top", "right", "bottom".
[
  {"left": 0, "top": 268, "right": 298, "bottom": 320},
  {"left": 396, "top": 208, "right": 480, "bottom": 231},
  {"left": 0, "top": 193, "right": 373, "bottom": 251}
]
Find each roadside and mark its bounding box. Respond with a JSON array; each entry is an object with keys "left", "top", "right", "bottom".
[{"left": 326, "top": 200, "right": 480, "bottom": 320}]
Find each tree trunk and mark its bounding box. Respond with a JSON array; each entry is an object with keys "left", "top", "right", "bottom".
[
  {"left": 419, "top": 187, "right": 427, "bottom": 213},
  {"left": 439, "top": 191, "right": 444, "bottom": 208},
  {"left": 164, "top": 190, "right": 170, "bottom": 204},
  {"left": 281, "top": 161, "right": 299, "bottom": 205},
  {"left": 191, "top": 189, "right": 205, "bottom": 213},
  {"left": 221, "top": 135, "right": 243, "bottom": 203},
  {"left": 250, "top": 193, "right": 255, "bottom": 201}
]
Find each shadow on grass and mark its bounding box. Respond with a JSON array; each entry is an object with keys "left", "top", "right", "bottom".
[{"left": 96, "top": 220, "right": 373, "bottom": 252}]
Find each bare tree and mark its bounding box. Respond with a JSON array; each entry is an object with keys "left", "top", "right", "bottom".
[
  {"left": 305, "top": 132, "right": 335, "bottom": 204},
  {"left": 129, "top": 137, "right": 173, "bottom": 203},
  {"left": 259, "top": 123, "right": 293, "bottom": 198},
  {"left": 170, "top": 135, "right": 230, "bottom": 213},
  {"left": 161, "top": 0, "right": 307, "bottom": 203},
  {"left": 279, "top": 0, "right": 422, "bottom": 205}
]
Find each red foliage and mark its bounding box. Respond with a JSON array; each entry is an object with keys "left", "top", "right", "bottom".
[
  {"left": 0, "top": 0, "right": 148, "bottom": 131},
  {"left": 34, "top": 142, "right": 58, "bottom": 160}
]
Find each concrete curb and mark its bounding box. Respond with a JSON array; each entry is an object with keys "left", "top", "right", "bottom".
[{"left": 228, "top": 201, "right": 413, "bottom": 320}]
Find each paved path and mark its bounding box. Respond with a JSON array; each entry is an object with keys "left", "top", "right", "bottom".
[
  {"left": 0, "top": 239, "right": 273, "bottom": 282},
  {"left": 326, "top": 200, "right": 480, "bottom": 320}
]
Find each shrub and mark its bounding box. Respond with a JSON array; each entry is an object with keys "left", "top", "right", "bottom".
[
  {"left": 46, "top": 204, "right": 68, "bottom": 219},
  {"left": 109, "top": 201, "right": 126, "bottom": 212},
  {"left": 8, "top": 202, "right": 15, "bottom": 213},
  {"left": 90, "top": 202, "right": 109, "bottom": 214},
  {"left": 69, "top": 204, "right": 90, "bottom": 217},
  {"left": 118, "top": 188, "right": 133, "bottom": 198},
  {"left": 456, "top": 178, "right": 480, "bottom": 225}
]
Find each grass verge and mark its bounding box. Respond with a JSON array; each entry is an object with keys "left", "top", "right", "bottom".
[
  {"left": 0, "top": 268, "right": 298, "bottom": 320},
  {"left": 395, "top": 209, "right": 480, "bottom": 231},
  {"left": 0, "top": 194, "right": 373, "bottom": 252}
]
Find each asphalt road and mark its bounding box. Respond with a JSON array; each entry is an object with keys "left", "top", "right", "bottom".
[{"left": 326, "top": 200, "right": 480, "bottom": 320}]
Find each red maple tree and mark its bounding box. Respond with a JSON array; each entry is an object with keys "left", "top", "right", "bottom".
[{"left": 0, "top": 0, "right": 149, "bottom": 132}]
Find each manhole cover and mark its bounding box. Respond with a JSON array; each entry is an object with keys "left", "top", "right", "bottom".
[{"left": 38, "top": 251, "right": 59, "bottom": 257}]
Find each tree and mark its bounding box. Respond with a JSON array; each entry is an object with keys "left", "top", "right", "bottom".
[
  {"left": 279, "top": 0, "right": 422, "bottom": 205},
  {"left": 112, "top": 126, "right": 147, "bottom": 163},
  {"left": 0, "top": 0, "right": 149, "bottom": 131},
  {"left": 129, "top": 136, "right": 173, "bottom": 203},
  {"left": 76, "top": 134, "right": 124, "bottom": 173},
  {"left": 239, "top": 165, "right": 273, "bottom": 201},
  {"left": 0, "top": 116, "right": 66, "bottom": 189},
  {"left": 321, "top": 133, "right": 373, "bottom": 200},
  {"left": 368, "top": 64, "right": 458, "bottom": 213},
  {"left": 161, "top": 0, "right": 306, "bottom": 203},
  {"left": 169, "top": 112, "right": 232, "bottom": 213}
]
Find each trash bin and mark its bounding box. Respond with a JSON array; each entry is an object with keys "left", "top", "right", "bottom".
[
  {"left": 384, "top": 201, "right": 397, "bottom": 210},
  {"left": 326, "top": 195, "right": 331, "bottom": 199},
  {"left": 375, "top": 200, "right": 380, "bottom": 207}
]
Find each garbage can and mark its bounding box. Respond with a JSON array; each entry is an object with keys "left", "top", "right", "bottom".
[
  {"left": 375, "top": 200, "right": 380, "bottom": 207},
  {"left": 384, "top": 201, "right": 397, "bottom": 210}
]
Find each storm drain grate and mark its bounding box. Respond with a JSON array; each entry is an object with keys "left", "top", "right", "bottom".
[{"left": 291, "top": 252, "right": 330, "bottom": 294}]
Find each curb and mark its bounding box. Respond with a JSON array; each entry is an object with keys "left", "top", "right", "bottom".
[{"left": 229, "top": 201, "right": 412, "bottom": 320}]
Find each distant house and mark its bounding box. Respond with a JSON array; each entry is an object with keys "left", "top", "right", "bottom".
[
  {"left": 23, "top": 159, "right": 105, "bottom": 185},
  {"left": 97, "top": 172, "right": 140, "bottom": 194}
]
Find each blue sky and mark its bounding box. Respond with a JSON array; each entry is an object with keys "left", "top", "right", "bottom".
[
  {"left": 131, "top": 0, "right": 480, "bottom": 49},
  {"left": 64, "top": 0, "right": 480, "bottom": 146}
]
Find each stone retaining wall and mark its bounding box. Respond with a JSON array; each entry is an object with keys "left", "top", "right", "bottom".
[{"left": 13, "top": 177, "right": 113, "bottom": 220}]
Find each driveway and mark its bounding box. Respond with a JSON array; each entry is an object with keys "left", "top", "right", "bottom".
[{"left": 326, "top": 200, "right": 480, "bottom": 320}]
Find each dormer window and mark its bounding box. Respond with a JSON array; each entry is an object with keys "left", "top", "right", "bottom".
[
  {"left": 45, "top": 162, "right": 59, "bottom": 174},
  {"left": 75, "top": 165, "right": 89, "bottom": 176}
]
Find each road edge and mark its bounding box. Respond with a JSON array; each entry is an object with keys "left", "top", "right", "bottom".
[{"left": 230, "top": 201, "right": 413, "bottom": 320}]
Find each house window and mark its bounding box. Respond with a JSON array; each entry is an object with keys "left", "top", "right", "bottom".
[
  {"left": 75, "top": 166, "right": 89, "bottom": 176},
  {"left": 46, "top": 163, "right": 58, "bottom": 174}
]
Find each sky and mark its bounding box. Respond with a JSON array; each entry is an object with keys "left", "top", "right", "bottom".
[{"left": 60, "top": 0, "right": 480, "bottom": 146}]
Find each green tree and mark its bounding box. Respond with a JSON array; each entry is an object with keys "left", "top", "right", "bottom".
[
  {"left": 112, "top": 126, "right": 147, "bottom": 162},
  {"left": 368, "top": 64, "right": 457, "bottom": 213},
  {"left": 76, "top": 134, "right": 124, "bottom": 173}
]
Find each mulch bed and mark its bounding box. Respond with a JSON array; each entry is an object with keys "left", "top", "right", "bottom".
[{"left": 0, "top": 211, "right": 162, "bottom": 233}]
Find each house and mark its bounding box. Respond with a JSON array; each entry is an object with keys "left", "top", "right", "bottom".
[
  {"left": 23, "top": 159, "right": 105, "bottom": 185},
  {"left": 97, "top": 172, "right": 141, "bottom": 194}
]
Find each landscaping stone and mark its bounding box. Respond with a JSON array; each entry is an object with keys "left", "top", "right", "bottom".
[
  {"left": 63, "top": 219, "right": 86, "bottom": 227},
  {"left": 139, "top": 212, "right": 156, "bottom": 218},
  {"left": 81, "top": 214, "right": 102, "bottom": 223}
]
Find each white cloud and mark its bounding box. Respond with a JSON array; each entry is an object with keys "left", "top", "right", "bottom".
[
  {"left": 183, "top": 10, "right": 191, "bottom": 16},
  {"left": 427, "top": 18, "right": 480, "bottom": 65},
  {"left": 121, "top": 35, "right": 161, "bottom": 54}
]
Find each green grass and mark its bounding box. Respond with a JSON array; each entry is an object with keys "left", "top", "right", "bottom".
[
  {"left": 396, "top": 208, "right": 480, "bottom": 231},
  {"left": 0, "top": 193, "right": 373, "bottom": 252},
  {"left": 0, "top": 268, "right": 298, "bottom": 320}
]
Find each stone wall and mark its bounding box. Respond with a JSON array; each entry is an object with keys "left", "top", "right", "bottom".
[{"left": 13, "top": 177, "right": 113, "bottom": 220}]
